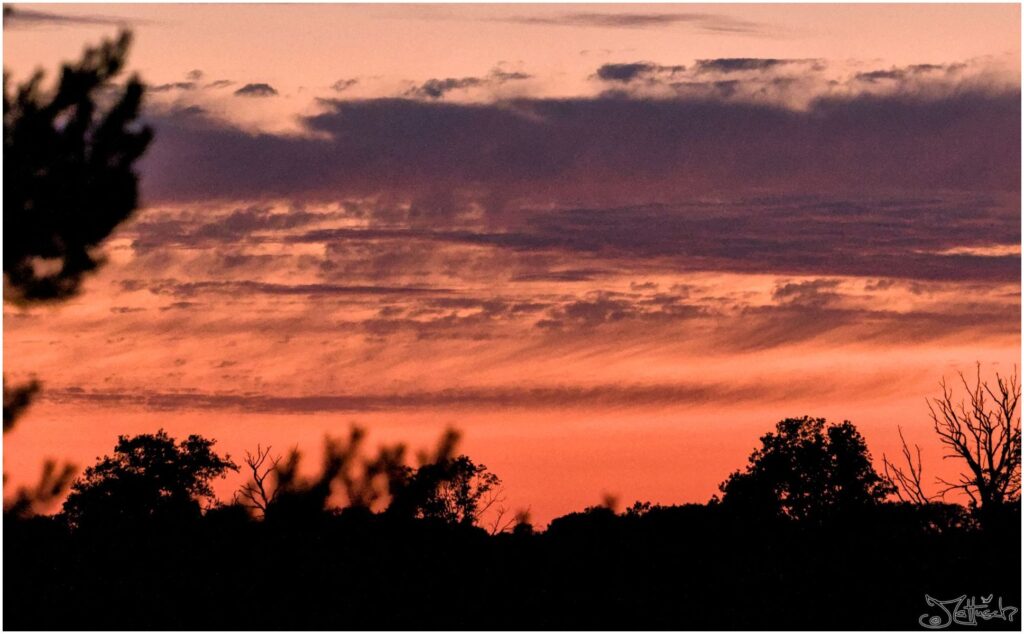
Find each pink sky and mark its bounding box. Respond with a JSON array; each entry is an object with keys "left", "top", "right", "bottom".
[{"left": 3, "top": 3, "right": 1020, "bottom": 525}]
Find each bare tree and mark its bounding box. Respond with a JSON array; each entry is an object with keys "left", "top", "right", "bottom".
[
  {"left": 236, "top": 445, "right": 281, "bottom": 516},
  {"left": 883, "top": 426, "right": 933, "bottom": 505},
  {"left": 928, "top": 364, "right": 1020, "bottom": 510}
]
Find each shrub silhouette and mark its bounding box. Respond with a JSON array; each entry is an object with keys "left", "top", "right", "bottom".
[
  {"left": 248, "top": 426, "right": 411, "bottom": 521},
  {"left": 61, "top": 430, "right": 237, "bottom": 528},
  {"left": 3, "top": 458, "right": 77, "bottom": 518},
  {"left": 718, "top": 416, "right": 894, "bottom": 520},
  {"left": 2, "top": 377, "right": 39, "bottom": 432},
  {"left": 236, "top": 426, "right": 503, "bottom": 529}
]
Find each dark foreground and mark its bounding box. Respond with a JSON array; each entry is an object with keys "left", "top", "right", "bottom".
[{"left": 5, "top": 503, "right": 1020, "bottom": 630}]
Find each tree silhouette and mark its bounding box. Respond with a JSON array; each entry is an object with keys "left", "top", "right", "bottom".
[
  {"left": 886, "top": 365, "right": 1021, "bottom": 527},
  {"left": 3, "top": 30, "right": 151, "bottom": 436},
  {"left": 389, "top": 455, "right": 502, "bottom": 526},
  {"left": 61, "top": 430, "right": 237, "bottom": 528},
  {"left": 4, "top": 30, "right": 151, "bottom": 303},
  {"left": 929, "top": 365, "right": 1021, "bottom": 510},
  {"left": 235, "top": 444, "right": 281, "bottom": 516},
  {"left": 718, "top": 416, "right": 893, "bottom": 521},
  {"left": 243, "top": 426, "right": 502, "bottom": 526}
]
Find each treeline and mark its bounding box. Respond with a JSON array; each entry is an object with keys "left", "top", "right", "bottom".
[{"left": 4, "top": 411, "right": 1020, "bottom": 629}]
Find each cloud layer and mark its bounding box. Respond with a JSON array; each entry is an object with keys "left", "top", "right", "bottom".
[{"left": 144, "top": 92, "right": 1019, "bottom": 215}]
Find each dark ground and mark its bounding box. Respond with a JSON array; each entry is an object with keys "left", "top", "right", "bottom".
[{"left": 5, "top": 502, "right": 1020, "bottom": 630}]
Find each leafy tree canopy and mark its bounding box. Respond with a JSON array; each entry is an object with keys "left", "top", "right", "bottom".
[
  {"left": 719, "top": 416, "right": 893, "bottom": 521},
  {"left": 62, "top": 430, "right": 237, "bottom": 528}
]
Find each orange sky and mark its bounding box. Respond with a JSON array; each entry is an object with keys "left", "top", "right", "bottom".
[{"left": 3, "top": 3, "right": 1021, "bottom": 525}]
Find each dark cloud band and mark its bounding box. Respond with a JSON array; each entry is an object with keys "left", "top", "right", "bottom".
[{"left": 142, "top": 90, "right": 1020, "bottom": 206}]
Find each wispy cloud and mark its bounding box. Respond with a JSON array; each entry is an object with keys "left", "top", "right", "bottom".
[
  {"left": 41, "top": 375, "right": 895, "bottom": 413},
  {"left": 490, "top": 11, "right": 766, "bottom": 35},
  {"left": 119, "top": 279, "right": 455, "bottom": 298},
  {"left": 3, "top": 6, "right": 142, "bottom": 28}
]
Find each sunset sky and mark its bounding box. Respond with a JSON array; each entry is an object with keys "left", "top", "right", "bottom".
[{"left": 3, "top": 3, "right": 1021, "bottom": 524}]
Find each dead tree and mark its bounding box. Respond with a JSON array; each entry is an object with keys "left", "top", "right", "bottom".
[
  {"left": 929, "top": 365, "right": 1021, "bottom": 510},
  {"left": 237, "top": 445, "right": 281, "bottom": 516}
]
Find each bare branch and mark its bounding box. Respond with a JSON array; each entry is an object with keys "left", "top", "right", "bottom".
[
  {"left": 486, "top": 504, "right": 517, "bottom": 536},
  {"left": 883, "top": 426, "right": 932, "bottom": 504}
]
